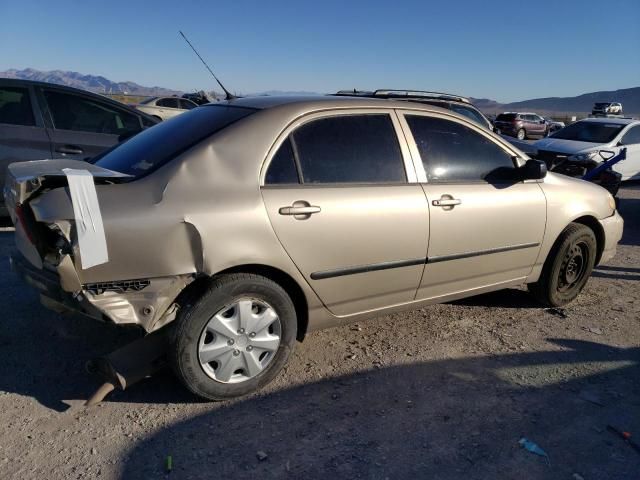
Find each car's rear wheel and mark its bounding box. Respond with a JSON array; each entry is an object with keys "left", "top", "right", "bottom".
[
  {"left": 171, "top": 274, "right": 296, "bottom": 400},
  {"left": 528, "top": 223, "right": 597, "bottom": 307},
  {"left": 517, "top": 128, "right": 526, "bottom": 140}
]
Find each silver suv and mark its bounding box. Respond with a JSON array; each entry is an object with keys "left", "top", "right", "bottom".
[{"left": 6, "top": 96, "right": 623, "bottom": 400}]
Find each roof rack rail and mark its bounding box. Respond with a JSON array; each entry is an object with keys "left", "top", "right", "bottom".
[
  {"left": 372, "top": 89, "right": 470, "bottom": 104},
  {"left": 333, "top": 89, "right": 471, "bottom": 104}
]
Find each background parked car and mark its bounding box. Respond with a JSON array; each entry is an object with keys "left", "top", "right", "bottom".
[
  {"left": 493, "top": 112, "right": 548, "bottom": 140},
  {"left": 0, "top": 78, "right": 158, "bottom": 216},
  {"left": 592, "top": 102, "right": 622, "bottom": 115},
  {"left": 534, "top": 117, "right": 640, "bottom": 183},
  {"left": 544, "top": 117, "right": 565, "bottom": 134},
  {"left": 134, "top": 96, "right": 198, "bottom": 121},
  {"left": 182, "top": 91, "right": 214, "bottom": 106}
]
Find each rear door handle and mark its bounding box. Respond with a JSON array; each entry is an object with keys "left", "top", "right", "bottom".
[
  {"left": 55, "top": 145, "right": 84, "bottom": 155},
  {"left": 432, "top": 196, "right": 461, "bottom": 208},
  {"left": 279, "top": 206, "right": 321, "bottom": 215},
  {"left": 279, "top": 201, "right": 321, "bottom": 219}
]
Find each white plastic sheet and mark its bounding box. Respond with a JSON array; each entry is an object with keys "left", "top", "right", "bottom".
[{"left": 62, "top": 168, "right": 109, "bottom": 269}]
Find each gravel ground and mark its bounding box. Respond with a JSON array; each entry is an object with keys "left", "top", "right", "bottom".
[{"left": 0, "top": 184, "right": 638, "bottom": 480}]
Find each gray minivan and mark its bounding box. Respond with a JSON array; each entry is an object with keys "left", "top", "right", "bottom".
[{"left": 0, "top": 79, "right": 158, "bottom": 216}]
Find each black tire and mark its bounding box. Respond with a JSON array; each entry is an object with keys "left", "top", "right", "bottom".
[
  {"left": 171, "top": 273, "right": 297, "bottom": 401},
  {"left": 528, "top": 223, "right": 597, "bottom": 307},
  {"left": 517, "top": 128, "right": 526, "bottom": 140}
]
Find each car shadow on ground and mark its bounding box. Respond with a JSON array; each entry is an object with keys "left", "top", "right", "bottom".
[{"left": 118, "top": 339, "right": 640, "bottom": 480}]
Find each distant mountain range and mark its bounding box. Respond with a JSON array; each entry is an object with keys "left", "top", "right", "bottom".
[
  {"left": 472, "top": 87, "right": 640, "bottom": 115},
  {"left": 1, "top": 68, "right": 638, "bottom": 114},
  {"left": 0, "top": 68, "right": 181, "bottom": 96}
]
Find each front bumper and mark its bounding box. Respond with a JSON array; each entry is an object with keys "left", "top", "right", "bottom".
[{"left": 598, "top": 211, "right": 624, "bottom": 264}]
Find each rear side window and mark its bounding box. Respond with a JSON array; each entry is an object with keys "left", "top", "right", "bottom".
[
  {"left": 292, "top": 114, "right": 406, "bottom": 184},
  {"left": 179, "top": 99, "right": 197, "bottom": 110},
  {"left": 496, "top": 113, "right": 516, "bottom": 122},
  {"left": 0, "top": 87, "right": 35, "bottom": 126},
  {"left": 44, "top": 90, "right": 141, "bottom": 135},
  {"left": 157, "top": 98, "right": 179, "bottom": 108},
  {"left": 265, "top": 137, "right": 299, "bottom": 184},
  {"left": 406, "top": 115, "right": 516, "bottom": 183},
  {"left": 95, "top": 105, "right": 256, "bottom": 178}
]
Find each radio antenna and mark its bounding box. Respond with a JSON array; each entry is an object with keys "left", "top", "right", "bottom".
[{"left": 179, "top": 30, "right": 236, "bottom": 100}]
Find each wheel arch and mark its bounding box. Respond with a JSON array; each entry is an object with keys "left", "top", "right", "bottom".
[
  {"left": 208, "top": 264, "right": 310, "bottom": 341},
  {"left": 571, "top": 215, "right": 605, "bottom": 265}
]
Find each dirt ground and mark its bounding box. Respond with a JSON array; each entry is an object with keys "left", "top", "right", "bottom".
[{"left": 0, "top": 184, "right": 638, "bottom": 480}]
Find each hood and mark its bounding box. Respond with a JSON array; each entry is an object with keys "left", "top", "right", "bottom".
[{"left": 533, "top": 137, "right": 611, "bottom": 154}]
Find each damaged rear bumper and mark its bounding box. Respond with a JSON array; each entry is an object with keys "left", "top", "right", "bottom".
[
  {"left": 10, "top": 251, "right": 105, "bottom": 321},
  {"left": 10, "top": 251, "right": 192, "bottom": 332}
]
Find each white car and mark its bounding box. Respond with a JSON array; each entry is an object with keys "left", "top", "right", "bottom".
[
  {"left": 534, "top": 117, "right": 640, "bottom": 181},
  {"left": 592, "top": 102, "right": 622, "bottom": 115},
  {"left": 135, "top": 96, "right": 198, "bottom": 121}
]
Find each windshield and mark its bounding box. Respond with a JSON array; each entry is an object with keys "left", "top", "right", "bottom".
[
  {"left": 496, "top": 113, "right": 516, "bottom": 122},
  {"left": 550, "top": 121, "right": 624, "bottom": 143},
  {"left": 96, "top": 105, "right": 257, "bottom": 177},
  {"left": 450, "top": 104, "right": 490, "bottom": 129}
]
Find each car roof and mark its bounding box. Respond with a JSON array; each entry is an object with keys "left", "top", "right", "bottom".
[{"left": 578, "top": 117, "right": 639, "bottom": 125}]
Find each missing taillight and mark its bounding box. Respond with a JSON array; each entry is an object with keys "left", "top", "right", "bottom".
[{"left": 15, "top": 204, "right": 36, "bottom": 243}]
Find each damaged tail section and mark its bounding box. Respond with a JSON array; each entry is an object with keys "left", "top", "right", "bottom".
[{"left": 5, "top": 159, "right": 194, "bottom": 333}]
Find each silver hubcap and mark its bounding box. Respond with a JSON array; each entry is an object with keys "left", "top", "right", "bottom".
[{"left": 198, "top": 298, "right": 281, "bottom": 384}]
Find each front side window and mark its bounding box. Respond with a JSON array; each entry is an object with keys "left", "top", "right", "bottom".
[
  {"left": 406, "top": 115, "right": 516, "bottom": 183},
  {"left": 0, "top": 86, "right": 35, "bottom": 126},
  {"left": 44, "top": 90, "right": 140, "bottom": 135},
  {"left": 291, "top": 114, "right": 406, "bottom": 184},
  {"left": 621, "top": 125, "right": 640, "bottom": 145}
]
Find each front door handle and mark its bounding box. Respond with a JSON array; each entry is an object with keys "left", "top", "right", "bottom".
[
  {"left": 432, "top": 195, "right": 461, "bottom": 209},
  {"left": 279, "top": 201, "right": 321, "bottom": 219},
  {"left": 55, "top": 145, "right": 84, "bottom": 155}
]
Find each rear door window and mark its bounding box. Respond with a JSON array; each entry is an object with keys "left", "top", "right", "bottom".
[
  {"left": 0, "top": 86, "right": 36, "bottom": 126},
  {"left": 406, "top": 115, "right": 516, "bottom": 183},
  {"left": 291, "top": 114, "right": 406, "bottom": 184},
  {"left": 265, "top": 137, "right": 300, "bottom": 185},
  {"left": 43, "top": 89, "right": 141, "bottom": 135}
]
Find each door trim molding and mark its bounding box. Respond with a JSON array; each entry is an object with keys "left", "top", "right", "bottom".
[
  {"left": 428, "top": 242, "right": 540, "bottom": 264},
  {"left": 310, "top": 242, "right": 540, "bottom": 280},
  {"left": 310, "top": 257, "right": 426, "bottom": 280}
]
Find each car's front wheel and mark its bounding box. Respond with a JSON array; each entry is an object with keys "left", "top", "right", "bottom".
[
  {"left": 528, "top": 223, "right": 597, "bottom": 307},
  {"left": 517, "top": 128, "right": 526, "bottom": 140},
  {"left": 171, "top": 274, "right": 297, "bottom": 400}
]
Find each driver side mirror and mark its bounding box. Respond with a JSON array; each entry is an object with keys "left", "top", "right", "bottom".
[{"left": 520, "top": 159, "right": 547, "bottom": 180}]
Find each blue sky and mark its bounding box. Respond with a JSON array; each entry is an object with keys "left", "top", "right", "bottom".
[{"left": 1, "top": 0, "right": 638, "bottom": 102}]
